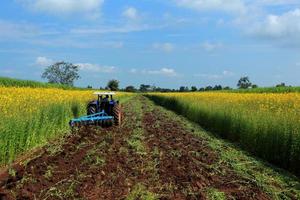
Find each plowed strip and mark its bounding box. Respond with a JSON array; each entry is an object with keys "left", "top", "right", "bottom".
[{"left": 0, "top": 97, "right": 271, "bottom": 200}]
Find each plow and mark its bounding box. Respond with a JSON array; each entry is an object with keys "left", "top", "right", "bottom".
[{"left": 69, "top": 92, "right": 122, "bottom": 128}]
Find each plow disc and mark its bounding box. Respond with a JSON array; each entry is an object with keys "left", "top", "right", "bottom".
[
  {"left": 70, "top": 118, "right": 114, "bottom": 128},
  {"left": 69, "top": 111, "right": 114, "bottom": 128}
]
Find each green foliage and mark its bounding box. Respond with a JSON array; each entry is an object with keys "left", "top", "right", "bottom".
[
  {"left": 237, "top": 76, "right": 252, "bottom": 89},
  {"left": 0, "top": 76, "right": 76, "bottom": 89},
  {"left": 0, "top": 101, "right": 86, "bottom": 164},
  {"left": 107, "top": 79, "right": 119, "bottom": 91},
  {"left": 42, "top": 62, "right": 80, "bottom": 86},
  {"left": 71, "top": 101, "right": 80, "bottom": 118},
  {"left": 191, "top": 86, "right": 197, "bottom": 92},
  {"left": 126, "top": 184, "right": 158, "bottom": 200},
  {"left": 206, "top": 188, "right": 226, "bottom": 200},
  {"left": 125, "top": 85, "right": 137, "bottom": 92}
]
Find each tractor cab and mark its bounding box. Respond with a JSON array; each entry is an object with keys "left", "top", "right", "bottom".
[{"left": 92, "top": 92, "right": 119, "bottom": 116}]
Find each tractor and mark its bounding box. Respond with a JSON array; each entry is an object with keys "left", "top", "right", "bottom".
[{"left": 69, "top": 92, "right": 122, "bottom": 128}]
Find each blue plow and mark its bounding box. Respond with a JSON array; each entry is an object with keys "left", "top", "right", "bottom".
[{"left": 69, "top": 110, "right": 114, "bottom": 128}]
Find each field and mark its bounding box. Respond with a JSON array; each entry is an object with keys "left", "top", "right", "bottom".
[
  {"left": 1, "top": 87, "right": 300, "bottom": 199},
  {"left": 146, "top": 92, "right": 300, "bottom": 176},
  {"left": 223, "top": 86, "right": 300, "bottom": 93},
  {"left": 0, "top": 87, "right": 131, "bottom": 165}
]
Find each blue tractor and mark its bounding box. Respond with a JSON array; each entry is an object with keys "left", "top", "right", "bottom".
[{"left": 69, "top": 92, "right": 122, "bottom": 128}]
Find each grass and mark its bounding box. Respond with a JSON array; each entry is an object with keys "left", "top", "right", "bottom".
[
  {"left": 126, "top": 184, "right": 158, "bottom": 200},
  {"left": 205, "top": 188, "right": 226, "bottom": 200},
  {"left": 0, "top": 76, "right": 80, "bottom": 89},
  {"left": 146, "top": 92, "right": 300, "bottom": 177}
]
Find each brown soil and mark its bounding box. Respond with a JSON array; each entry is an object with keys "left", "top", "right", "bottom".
[{"left": 0, "top": 97, "right": 271, "bottom": 200}]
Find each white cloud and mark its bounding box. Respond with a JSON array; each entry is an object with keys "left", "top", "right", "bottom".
[
  {"left": 20, "top": 0, "right": 103, "bottom": 16},
  {"left": 77, "top": 63, "right": 117, "bottom": 73},
  {"left": 201, "top": 41, "right": 223, "bottom": 52},
  {"left": 130, "top": 68, "right": 137, "bottom": 73},
  {"left": 249, "top": 9, "right": 300, "bottom": 42},
  {"left": 123, "top": 7, "right": 138, "bottom": 20},
  {"left": 174, "top": 0, "right": 247, "bottom": 14},
  {"left": 153, "top": 43, "right": 175, "bottom": 53},
  {"left": 144, "top": 68, "right": 178, "bottom": 77},
  {"left": 0, "top": 20, "right": 38, "bottom": 39},
  {"left": 71, "top": 24, "right": 151, "bottom": 35},
  {"left": 194, "top": 70, "right": 234, "bottom": 79},
  {"left": 222, "top": 70, "right": 235, "bottom": 76},
  {"left": 35, "top": 56, "right": 54, "bottom": 67}
]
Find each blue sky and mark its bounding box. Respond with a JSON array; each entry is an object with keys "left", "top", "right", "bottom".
[{"left": 0, "top": 0, "right": 300, "bottom": 88}]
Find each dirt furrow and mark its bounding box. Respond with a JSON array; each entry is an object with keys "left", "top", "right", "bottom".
[{"left": 141, "top": 97, "right": 270, "bottom": 200}]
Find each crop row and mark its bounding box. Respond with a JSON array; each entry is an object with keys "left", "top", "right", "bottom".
[
  {"left": 0, "top": 87, "right": 131, "bottom": 165},
  {"left": 146, "top": 92, "right": 300, "bottom": 176}
]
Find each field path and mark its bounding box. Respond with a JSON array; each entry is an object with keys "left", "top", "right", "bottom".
[{"left": 0, "top": 97, "right": 278, "bottom": 199}]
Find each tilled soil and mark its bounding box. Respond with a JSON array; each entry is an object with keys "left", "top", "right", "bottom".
[{"left": 0, "top": 97, "right": 270, "bottom": 200}]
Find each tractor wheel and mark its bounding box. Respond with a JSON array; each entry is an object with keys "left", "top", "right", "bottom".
[
  {"left": 113, "top": 104, "right": 122, "bottom": 126},
  {"left": 87, "top": 104, "right": 97, "bottom": 115}
]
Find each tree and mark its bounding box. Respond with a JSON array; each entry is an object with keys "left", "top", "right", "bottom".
[
  {"left": 125, "top": 85, "right": 136, "bottom": 92},
  {"left": 140, "top": 84, "right": 151, "bottom": 92},
  {"left": 252, "top": 84, "right": 258, "bottom": 88},
  {"left": 41, "top": 61, "right": 80, "bottom": 86},
  {"left": 107, "top": 79, "right": 119, "bottom": 91},
  {"left": 205, "top": 86, "right": 213, "bottom": 91},
  {"left": 191, "top": 86, "right": 198, "bottom": 92},
  {"left": 179, "top": 86, "right": 189, "bottom": 92},
  {"left": 213, "top": 85, "right": 222, "bottom": 90},
  {"left": 276, "top": 83, "right": 286, "bottom": 87},
  {"left": 198, "top": 87, "right": 205, "bottom": 92},
  {"left": 237, "top": 76, "right": 252, "bottom": 89}
]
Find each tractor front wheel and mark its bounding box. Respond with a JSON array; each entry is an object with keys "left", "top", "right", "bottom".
[{"left": 113, "top": 104, "right": 122, "bottom": 126}]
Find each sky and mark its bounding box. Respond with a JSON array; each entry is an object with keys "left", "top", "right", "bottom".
[{"left": 0, "top": 0, "right": 300, "bottom": 89}]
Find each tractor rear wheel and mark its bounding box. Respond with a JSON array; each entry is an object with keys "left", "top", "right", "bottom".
[
  {"left": 113, "top": 104, "right": 122, "bottom": 126},
  {"left": 87, "top": 104, "right": 97, "bottom": 115}
]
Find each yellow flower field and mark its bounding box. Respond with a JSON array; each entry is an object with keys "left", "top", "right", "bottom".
[
  {"left": 0, "top": 87, "right": 131, "bottom": 165},
  {"left": 147, "top": 92, "right": 300, "bottom": 176}
]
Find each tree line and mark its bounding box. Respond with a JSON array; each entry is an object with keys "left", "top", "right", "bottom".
[{"left": 41, "top": 62, "right": 290, "bottom": 92}]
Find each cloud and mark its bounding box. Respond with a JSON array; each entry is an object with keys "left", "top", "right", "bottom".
[
  {"left": 19, "top": 0, "right": 104, "bottom": 17},
  {"left": 194, "top": 70, "right": 234, "bottom": 79},
  {"left": 129, "top": 68, "right": 138, "bottom": 73},
  {"left": 77, "top": 63, "right": 117, "bottom": 73},
  {"left": 249, "top": 9, "right": 300, "bottom": 43},
  {"left": 174, "top": 0, "right": 247, "bottom": 14},
  {"left": 153, "top": 43, "right": 175, "bottom": 53},
  {"left": 201, "top": 41, "right": 223, "bottom": 52},
  {"left": 70, "top": 24, "right": 151, "bottom": 35},
  {"left": 35, "top": 56, "right": 54, "bottom": 67},
  {"left": 122, "top": 7, "right": 138, "bottom": 20},
  {"left": 0, "top": 20, "right": 38, "bottom": 40},
  {"left": 144, "top": 68, "right": 178, "bottom": 77}
]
